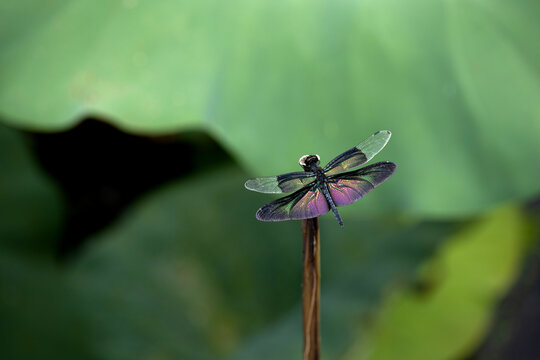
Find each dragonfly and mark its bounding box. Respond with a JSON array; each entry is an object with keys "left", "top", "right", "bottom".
[{"left": 244, "top": 130, "right": 397, "bottom": 227}]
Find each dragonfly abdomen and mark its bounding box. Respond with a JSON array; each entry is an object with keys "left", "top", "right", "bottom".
[{"left": 315, "top": 170, "right": 344, "bottom": 227}]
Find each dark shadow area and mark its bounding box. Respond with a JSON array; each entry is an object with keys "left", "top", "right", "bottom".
[
  {"left": 27, "top": 118, "right": 233, "bottom": 258},
  {"left": 467, "top": 198, "right": 540, "bottom": 360}
]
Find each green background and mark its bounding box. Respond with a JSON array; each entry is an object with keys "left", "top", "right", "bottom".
[{"left": 1, "top": 1, "right": 539, "bottom": 359}]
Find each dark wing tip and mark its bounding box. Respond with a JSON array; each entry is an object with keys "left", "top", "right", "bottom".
[
  {"left": 256, "top": 210, "right": 283, "bottom": 222},
  {"left": 375, "top": 161, "right": 397, "bottom": 172},
  {"left": 256, "top": 206, "right": 276, "bottom": 222},
  {"left": 255, "top": 208, "right": 264, "bottom": 221},
  {"left": 384, "top": 160, "right": 397, "bottom": 169},
  {"left": 378, "top": 161, "right": 398, "bottom": 179}
]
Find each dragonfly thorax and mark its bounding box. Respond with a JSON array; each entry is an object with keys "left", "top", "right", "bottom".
[{"left": 299, "top": 154, "right": 320, "bottom": 171}]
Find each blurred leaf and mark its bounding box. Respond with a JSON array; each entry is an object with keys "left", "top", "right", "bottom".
[
  {"left": 66, "top": 165, "right": 455, "bottom": 359},
  {"left": 0, "top": 252, "right": 93, "bottom": 360},
  {"left": 0, "top": 124, "right": 71, "bottom": 359},
  {"left": 343, "top": 206, "right": 530, "bottom": 360},
  {"left": 1, "top": 1, "right": 540, "bottom": 216},
  {"left": 230, "top": 220, "right": 456, "bottom": 360},
  {"left": 0, "top": 124, "right": 64, "bottom": 253},
  {"left": 0, "top": 158, "right": 533, "bottom": 360},
  {"left": 66, "top": 165, "right": 308, "bottom": 359}
]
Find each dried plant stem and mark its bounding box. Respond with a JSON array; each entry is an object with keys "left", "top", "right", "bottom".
[{"left": 302, "top": 217, "right": 320, "bottom": 360}]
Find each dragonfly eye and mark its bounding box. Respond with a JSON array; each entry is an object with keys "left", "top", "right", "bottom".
[{"left": 298, "top": 155, "right": 309, "bottom": 167}]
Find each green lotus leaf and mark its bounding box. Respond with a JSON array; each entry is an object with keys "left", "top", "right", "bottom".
[
  {"left": 0, "top": 124, "right": 64, "bottom": 252},
  {"left": 343, "top": 206, "right": 530, "bottom": 360}
]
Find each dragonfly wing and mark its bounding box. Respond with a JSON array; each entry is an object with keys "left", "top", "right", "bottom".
[
  {"left": 245, "top": 171, "right": 316, "bottom": 193},
  {"left": 323, "top": 130, "right": 392, "bottom": 176},
  {"left": 256, "top": 184, "right": 330, "bottom": 221},
  {"left": 327, "top": 161, "right": 397, "bottom": 206}
]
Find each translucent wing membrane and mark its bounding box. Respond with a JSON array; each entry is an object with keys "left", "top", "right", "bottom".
[
  {"left": 327, "top": 161, "right": 397, "bottom": 206},
  {"left": 323, "top": 130, "right": 392, "bottom": 176},
  {"left": 246, "top": 131, "right": 395, "bottom": 224},
  {"left": 245, "top": 171, "right": 315, "bottom": 194},
  {"left": 256, "top": 184, "right": 330, "bottom": 222}
]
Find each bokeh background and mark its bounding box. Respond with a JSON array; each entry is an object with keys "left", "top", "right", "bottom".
[{"left": 1, "top": 1, "right": 540, "bottom": 359}]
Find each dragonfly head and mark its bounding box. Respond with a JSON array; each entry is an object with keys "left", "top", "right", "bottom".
[{"left": 299, "top": 154, "right": 320, "bottom": 171}]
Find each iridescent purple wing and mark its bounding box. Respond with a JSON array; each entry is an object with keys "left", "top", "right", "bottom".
[
  {"left": 327, "top": 161, "right": 397, "bottom": 206},
  {"left": 245, "top": 171, "right": 316, "bottom": 194},
  {"left": 323, "top": 130, "right": 392, "bottom": 176},
  {"left": 256, "top": 184, "right": 330, "bottom": 222}
]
